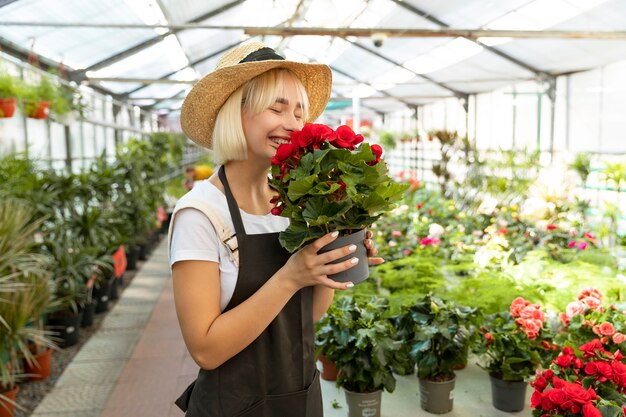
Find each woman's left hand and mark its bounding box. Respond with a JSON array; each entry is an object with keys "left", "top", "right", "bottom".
[{"left": 364, "top": 230, "right": 384, "bottom": 266}]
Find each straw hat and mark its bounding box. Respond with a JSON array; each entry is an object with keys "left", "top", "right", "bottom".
[{"left": 180, "top": 41, "right": 332, "bottom": 148}]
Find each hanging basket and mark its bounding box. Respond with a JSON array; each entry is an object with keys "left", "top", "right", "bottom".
[{"left": 26, "top": 100, "right": 50, "bottom": 119}]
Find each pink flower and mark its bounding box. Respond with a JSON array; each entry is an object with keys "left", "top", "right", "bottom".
[
  {"left": 404, "top": 249, "right": 411, "bottom": 255},
  {"left": 391, "top": 231, "right": 402, "bottom": 237},
  {"left": 578, "top": 241, "right": 588, "bottom": 250},
  {"left": 579, "top": 288, "right": 603, "bottom": 301},
  {"left": 599, "top": 322, "right": 616, "bottom": 336},
  {"left": 612, "top": 332, "right": 626, "bottom": 344},
  {"left": 585, "top": 232, "right": 595, "bottom": 240},
  {"left": 583, "top": 296, "right": 602, "bottom": 311},
  {"left": 510, "top": 297, "right": 530, "bottom": 317},
  {"left": 566, "top": 301, "right": 585, "bottom": 318},
  {"left": 568, "top": 241, "right": 577, "bottom": 248}
]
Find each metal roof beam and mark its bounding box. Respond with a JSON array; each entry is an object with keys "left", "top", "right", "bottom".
[
  {"left": 77, "top": 0, "right": 246, "bottom": 75},
  {"left": 2, "top": 21, "right": 625, "bottom": 40}
]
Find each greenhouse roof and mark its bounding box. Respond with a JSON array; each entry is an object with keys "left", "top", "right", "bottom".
[{"left": 1, "top": 0, "right": 626, "bottom": 118}]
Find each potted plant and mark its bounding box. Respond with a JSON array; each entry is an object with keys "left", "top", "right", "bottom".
[
  {"left": 0, "top": 199, "right": 55, "bottom": 414},
  {"left": 22, "top": 76, "right": 57, "bottom": 119},
  {"left": 0, "top": 72, "right": 23, "bottom": 118},
  {"left": 314, "top": 302, "right": 341, "bottom": 381},
  {"left": 530, "top": 339, "right": 626, "bottom": 417},
  {"left": 329, "top": 296, "right": 398, "bottom": 417},
  {"left": 476, "top": 297, "right": 557, "bottom": 412},
  {"left": 557, "top": 287, "right": 626, "bottom": 355},
  {"left": 397, "top": 294, "right": 476, "bottom": 414},
  {"left": 269, "top": 123, "right": 407, "bottom": 283}
]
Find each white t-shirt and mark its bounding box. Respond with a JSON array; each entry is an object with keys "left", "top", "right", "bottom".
[{"left": 169, "top": 179, "right": 290, "bottom": 311}]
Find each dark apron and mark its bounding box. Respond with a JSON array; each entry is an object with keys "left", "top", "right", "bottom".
[{"left": 175, "top": 165, "right": 322, "bottom": 417}]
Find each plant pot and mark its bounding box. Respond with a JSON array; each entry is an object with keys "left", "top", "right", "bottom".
[
  {"left": 318, "top": 355, "right": 338, "bottom": 381},
  {"left": 490, "top": 375, "right": 527, "bottom": 412},
  {"left": 344, "top": 388, "right": 382, "bottom": 417},
  {"left": 81, "top": 300, "right": 96, "bottom": 328},
  {"left": 418, "top": 375, "right": 456, "bottom": 414},
  {"left": 47, "top": 310, "right": 82, "bottom": 348},
  {"left": 23, "top": 347, "right": 52, "bottom": 381},
  {"left": 94, "top": 279, "right": 112, "bottom": 314},
  {"left": 26, "top": 100, "right": 50, "bottom": 119},
  {"left": 0, "top": 384, "right": 19, "bottom": 417},
  {"left": 126, "top": 246, "right": 138, "bottom": 271},
  {"left": 0, "top": 98, "right": 17, "bottom": 118},
  {"left": 318, "top": 229, "right": 369, "bottom": 284},
  {"left": 109, "top": 276, "right": 120, "bottom": 301},
  {"left": 138, "top": 243, "right": 148, "bottom": 261}
]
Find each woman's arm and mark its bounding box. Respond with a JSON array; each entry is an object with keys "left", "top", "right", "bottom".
[{"left": 172, "top": 232, "right": 357, "bottom": 370}]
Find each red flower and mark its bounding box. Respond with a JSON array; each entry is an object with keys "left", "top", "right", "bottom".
[
  {"left": 546, "top": 388, "right": 568, "bottom": 405},
  {"left": 272, "top": 143, "right": 300, "bottom": 165},
  {"left": 580, "top": 339, "right": 604, "bottom": 355},
  {"left": 564, "top": 381, "right": 593, "bottom": 404},
  {"left": 330, "top": 125, "right": 363, "bottom": 150},
  {"left": 554, "top": 354, "right": 573, "bottom": 368},
  {"left": 369, "top": 144, "right": 383, "bottom": 165},
  {"left": 530, "top": 390, "right": 543, "bottom": 407},
  {"left": 416, "top": 203, "right": 422, "bottom": 209},
  {"left": 582, "top": 403, "right": 602, "bottom": 417},
  {"left": 293, "top": 123, "right": 336, "bottom": 148},
  {"left": 573, "top": 358, "right": 584, "bottom": 369},
  {"left": 547, "top": 224, "right": 557, "bottom": 230},
  {"left": 531, "top": 375, "right": 548, "bottom": 392}
]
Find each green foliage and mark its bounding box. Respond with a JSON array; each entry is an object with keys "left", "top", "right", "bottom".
[
  {"left": 395, "top": 294, "right": 476, "bottom": 381},
  {"left": 0, "top": 71, "right": 23, "bottom": 99},
  {"left": 378, "top": 131, "right": 396, "bottom": 150},
  {"left": 570, "top": 152, "right": 592, "bottom": 185},
  {"left": 372, "top": 255, "right": 445, "bottom": 295},
  {"left": 271, "top": 136, "right": 408, "bottom": 252},
  {"left": 321, "top": 296, "right": 398, "bottom": 393}
]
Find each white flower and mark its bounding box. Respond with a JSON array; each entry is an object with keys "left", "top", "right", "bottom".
[
  {"left": 520, "top": 197, "right": 555, "bottom": 222},
  {"left": 478, "top": 197, "right": 498, "bottom": 215},
  {"left": 428, "top": 223, "right": 444, "bottom": 238}
]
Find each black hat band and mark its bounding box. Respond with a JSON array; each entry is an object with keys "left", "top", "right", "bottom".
[{"left": 239, "top": 47, "right": 285, "bottom": 63}]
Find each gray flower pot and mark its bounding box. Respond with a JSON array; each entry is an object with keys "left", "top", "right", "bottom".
[
  {"left": 419, "top": 376, "right": 456, "bottom": 414},
  {"left": 318, "top": 229, "right": 369, "bottom": 284},
  {"left": 344, "top": 388, "right": 382, "bottom": 417},
  {"left": 490, "top": 375, "right": 527, "bottom": 412}
]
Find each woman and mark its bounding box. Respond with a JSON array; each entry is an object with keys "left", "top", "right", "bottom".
[{"left": 169, "top": 41, "right": 382, "bottom": 417}]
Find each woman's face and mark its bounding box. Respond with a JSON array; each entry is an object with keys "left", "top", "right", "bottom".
[{"left": 241, "top": 76, "right": 304, "bottom": 163}]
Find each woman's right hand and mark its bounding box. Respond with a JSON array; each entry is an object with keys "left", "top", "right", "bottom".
[{"left": 281, "top": 232, "right": 358, "bottom": 291}]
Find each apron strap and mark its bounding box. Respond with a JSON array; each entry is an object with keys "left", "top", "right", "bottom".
[{"left": 218, "top": 165, "right": 247, "bottom": 237}]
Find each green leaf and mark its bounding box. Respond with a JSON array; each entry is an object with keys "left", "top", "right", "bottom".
[
  {"left": 287, "top": 175, "right": 317, "bottom": 201},
  {"left": 302, "top": 199, "right": 351, "bottom": 227}
]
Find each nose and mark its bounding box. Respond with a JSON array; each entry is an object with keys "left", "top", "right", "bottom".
[{"left": 283, "top": 112, "right": 303, "bottom": 132}]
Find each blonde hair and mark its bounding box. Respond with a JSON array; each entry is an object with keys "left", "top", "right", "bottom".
[{"left": 212, "top": 69, "right": 310, "bottom": 165}]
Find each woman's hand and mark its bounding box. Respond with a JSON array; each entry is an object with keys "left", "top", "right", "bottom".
[
  {"left": 364, "top": 229, "right": 384, "bottom": 266},
  {"left": 281, "top": 232, "right": 358, "bottom": 291}
]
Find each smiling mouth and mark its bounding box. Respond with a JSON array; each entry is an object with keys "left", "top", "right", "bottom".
[{"left": 269, "top": 137, "right": 290, "bottom": 146}]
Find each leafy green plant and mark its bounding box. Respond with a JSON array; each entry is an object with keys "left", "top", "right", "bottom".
[
  {"left": 327, "top": 296, "right": 398, "bottom": 393},
  {"left": 475, "top": 297, "right": 556, "bottom": 382},
  {"left": 378, "top": 131, "right": 396, "bottom": 150},
  {"left": 0, "top": 72, "right": 23, "bottom": 99},
  {"left": 396, "top": 294, "right": 476, "bottom": 381},
  {"left": 269, "top": 124, "right": 407, "bottom": 252},
  {"left": 570, "top": 152, "right": 592, "bottom": 185}
]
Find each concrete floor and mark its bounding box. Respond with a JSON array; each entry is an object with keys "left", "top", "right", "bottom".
[{"left": 30, "top": 238, "right": 533, "bottom": 417}]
